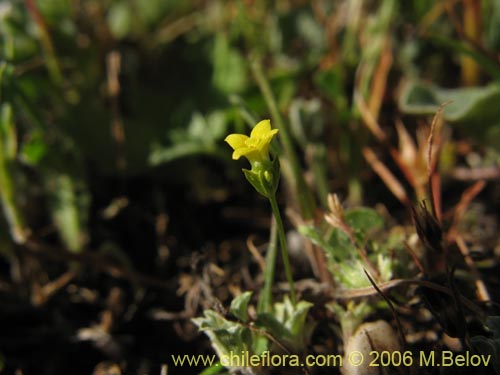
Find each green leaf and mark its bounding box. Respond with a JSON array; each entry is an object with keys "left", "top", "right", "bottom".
[
  {"left": 206, "top": 111, "right": 228, "bottom": 142},
  {"left": 289, "top": 98, "right": 323, "bottom": 146},
  {"left": 36, "top": 0, "right": 72, "bottom": 27},
  {"left": 108, "top": 2, "right": 134, "bottom": 39},
  {"left": 488, "top": 0, "right": 500, "bottom": 51},
  {"left": 296, "top": 11, "right": 325, "bottom": 52},
  {"left": 149, "top": 142, "right": 213, "bottom": 165},
  {"left": 298, "top": 225, "right": 335, "bottom": 255},
  {"left": 135, "top": 0, "right": 170, "bottom": 26},
  {"left": 197, "top": 363, "right": 225, "bottom": 375},
  {"left": 326, "top": 226, "right": 354, "bottom": 260},
  {"left": 242, "top": 158, "right": 280, "bottom": 198},
  {"left": 344, "top": 207, "right": 384, "bottom": 233},
  {"left": 344, "top": 207, "right": 384, "bottom": 244},
  {"left": 20, "top": 130, "right": 47, "bottom": 165},
  {"left": 313, "top": 68, "right": 350, "bottom": 123},
  {"left": 327, "top": 301, "right": 374, "bottom": 339},
  {"left": 335, "top": 259, "right": 373, "bottom": 289},
  {"left": 254, "top": 313, "right": 290, "bottom": 341},
  {"left": 280, "top": 299, "right": 313, "bottom": 338},
  {"left": 148, "top": 111, "right": 228, "bottom": 166},
  {"left": 230, "top": 291, "right": 253, "bottom": 323},
  {"left": 192, "top": 310, "right": 253, "bottom": 364},
  {"left": 301, "top": 208, "right": 387, "bottom": 288},
  {"left": 399, "top": 81, "right": 500, "bottom": 147},
  {"left": 0, "top": 103, "right": 17, "bottom": 159},
  {"left": 212, "top": 33, "right": 248, "bottom": 94},
  {"left": 0, "top": 101, "right": 26, "bottom": 243},
  {"left": 255, "top": 296, "right": 313, "bottom": 352},
  {"left": 45, "top": 172, "right": 89, "bottom": 253}
]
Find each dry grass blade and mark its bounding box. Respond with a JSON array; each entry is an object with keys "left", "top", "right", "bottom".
[
  {"left": 363, "top": 147, "right": 410, "bottom": 205},
  {"left": 403, "top": 241, "right": 425, "bottom": 275},
  {"left": 333, "top": 278, "right": 410, "bottom": 299},
  {"left": 354, "top": 90, "right": 387, "bottom": 142},
  {"left": 446, "top": 180, "right": 486, "bottom": 242},
  {"left": 451, "top": 166, "right": 500, "bottom": 180},
  {"left": 364, "top": 270, "right": 407, "bottom": 349},
  {"left": 334, "top": 278, "right": 483, "bottom": 317},
  {"left": 368, "top": 37, "right": 393, "bottom": 118},
  {"left": 246, "top": 235, "right": 266, "bottom": 273},
  {"left": 426, "top": 101, "right": 450, "bottom": 221},
  {"left": 455, "top": 235, "right": 490, "bottom": 302},
  {"left": 32, "top": 271, "right": 76, "bottom": 306},
  {"left": 426, "top": 101, "right": 450, "bottom": 177},
  {"left": 395, "top": 119, "right": 420, "bottom": 189}
]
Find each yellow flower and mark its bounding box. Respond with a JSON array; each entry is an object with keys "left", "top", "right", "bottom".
[{"left": 225, "top": 119, "right": 279, "bottom": 168}]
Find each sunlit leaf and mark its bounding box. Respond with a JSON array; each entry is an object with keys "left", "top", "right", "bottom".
[{"left": 230, "top": 291, "right": 252, "bottom": 323}]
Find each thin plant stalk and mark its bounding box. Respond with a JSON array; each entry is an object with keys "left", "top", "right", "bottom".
[
  {"left": 461, "top": 0, "right": 482, "bottom": 85},
  {"left": 258, "top": 217, "right": 278, "bottom": 313},
  {"left": 269, "top": 194, "right": 296, "bottom": 305},
  {"left": 25, "top": 0, "right": 64, "bottom": 86}
]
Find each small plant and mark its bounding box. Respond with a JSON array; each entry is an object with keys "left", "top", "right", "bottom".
[
  {"left": 193, "top": 120, "right": 314, "bottom": 374},
  {"left": 225, "top": 119, "right": 296, "bottom": 309},
  {"left": 299, "top": 193, "right": 404, "bottom": 290},
  {"left": 193, "top": 293, "right": 313, "bottom": 375}
]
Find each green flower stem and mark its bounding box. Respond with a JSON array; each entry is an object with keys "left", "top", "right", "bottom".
[
  {"left": 258, "top": 217, "right": 277, "bottom": 313},
  {"left": 250, "top": 58, "right": 315, "bottom": 219},
  {"left": 25, "top": 0, "right": 64, "bottom": 86},
  {"left": 269, "top": 194, "right": 296, "bottom": 305},
  {"left": 0, "top": 103, "right": 27, "bottom": 244},
  {"left": 0, "top": 156, "right": 26, "bottom": 244}
]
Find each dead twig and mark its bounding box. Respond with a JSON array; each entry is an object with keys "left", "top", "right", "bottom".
[
  {"left": 368, "top": 36, "right": 393, "bottom": 119},
  {"left": 362, "top": 147, "right": 410, "bottom": 206},
  {"left": 364, "top": 270, "right": 407, "bottom": 350},
  {"left": 426, "top": 101, "right": 450, "bottom": 222},
  {"left": 403, "top": 241, "right": 425, "bottom": 275},
  {"left": 333, "top": 277, "right": 484, "bottom": 317},
  {"left": 32, "top": 270, "right": 76, "bottom": 306},
  {"left": 455, "top": 235, "right": 490, "bottom": 302},
  {"left": 451, "top": 166, "right": 500, "bottom": 181},
  {"left": 246, "top": 235, "right": 266, "bottom": 273},
  {"left": 446, "top": 180, "right": 486, "bottom": 242}
]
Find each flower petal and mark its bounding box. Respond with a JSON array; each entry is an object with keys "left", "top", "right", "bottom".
[
  {"left": 232, "top": 146, "right": 255, "bottom": 160},
  {"left": 225, "top": 134, "right": 248, "bottom": 150},
  {"left": 250, "top": 119, "right": 272, "bottom": 138},
  {"left": 266, "top": 128, "right": 279, "bottom": 140}
]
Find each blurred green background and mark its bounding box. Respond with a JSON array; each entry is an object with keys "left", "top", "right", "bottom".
[{"left": 1, "top": 0, "right": 500, "bottom": 374}]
